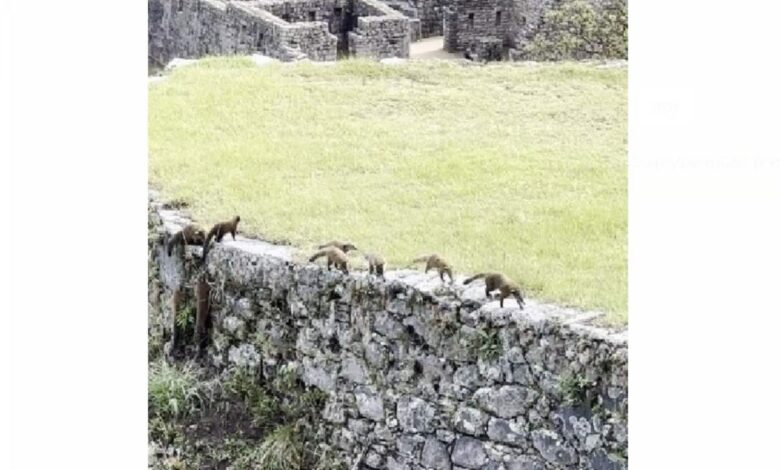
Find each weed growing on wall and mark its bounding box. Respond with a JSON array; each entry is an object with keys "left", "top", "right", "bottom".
[
  {"left": 559, "top": 371, "right": 591, "bottom": 405},
  {"left": 471, "top": 327, "right": 503, "bottom": 362}
]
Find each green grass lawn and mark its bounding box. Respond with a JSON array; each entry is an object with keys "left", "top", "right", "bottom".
[{"left": 149, "top": 57, "right": 627, "bottom": 324}]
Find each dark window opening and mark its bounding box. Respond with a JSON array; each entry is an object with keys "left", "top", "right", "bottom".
[
  {"left": 308, "top": 11, "right": 316, "bottom": 21},
  {"left": 282, "top": 13, "right": 291, "bottom": 22},
  {"left": 241, "top": 24, "right": 247, "bottom": 34},
  {"left": 256, "top": 32, "right": 264, "bottom": 48},
  {"left": 177, "top": 0, "right": 184, "bottom": 12},
  {"left": 468, "top": 13, "right": 474, "bottom": 27},
  {"left": 495, "top": 11, "right": 502, "bottom": 25},
  {"left": 334, "top": 7, "right": 342, "bottom": 16}
]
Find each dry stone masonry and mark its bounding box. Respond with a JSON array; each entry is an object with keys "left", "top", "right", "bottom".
[
  {"left": 149, "top": 0, "right": 410, "bottom": 65},
  {"left": 149, "top": 196, "right": 628, "bottom": 469}
]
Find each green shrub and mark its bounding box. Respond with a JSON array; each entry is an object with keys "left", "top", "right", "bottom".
[{"left": 524, "top": 0, "right": 627, "bottom": 60}]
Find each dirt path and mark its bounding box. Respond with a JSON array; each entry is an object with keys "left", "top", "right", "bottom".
[{"left": 409, "top": 36, "right": 460, "bottom": 60}]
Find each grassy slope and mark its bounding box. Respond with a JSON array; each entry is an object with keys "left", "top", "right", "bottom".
[{"left": 149, "top": 57, "right": 627, "bottom": 324}]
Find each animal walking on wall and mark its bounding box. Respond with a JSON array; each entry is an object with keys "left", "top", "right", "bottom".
[
  {"left": 309, "top": 246, "right": 350, "bottom": 274},
  {"left": 412, "top": 254, "right": 454, "bottom": 283},
  {"left": 463, "top": 272, "right": 525, "bottom": 309},
  {"left": 202, "top": 215, "right": 241, "bottom": 263}
]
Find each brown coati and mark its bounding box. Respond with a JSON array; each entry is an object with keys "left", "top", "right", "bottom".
[
  {"left": 166, "top": 224, "right": 206, "bottom": 256},
  {"left": 463, "top": 272, "right": 525, "bottom": 309},
  {"left": 194, "top": 276, "right": 211, "bottom": 351},
  {"left": 170, "top": 288, "right": 184, "bottom": 353},
  {"left": 412, "top": 254, "right": 454, "bottom": 283},
  {"left": 309, "top": 246, "right": 349, "bottom": 274},
  {"left": 202, "top": 216, "right": 240, "bottom": 263},
  {"left": 318, "top": 240, "right": 358, "bottom": 253},
  {"left": 363, "top": 253, "right": 385, "bottom": 278}
]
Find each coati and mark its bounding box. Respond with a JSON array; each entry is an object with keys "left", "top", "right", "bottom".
[
  {"left": 463, "top": 272, "right": 525, "bottom": 309},
  {"left": 194, "top": 276, "right": 211, "bottom": 351},
  {"left": 318, "top": 240, "right": 358, "bottom": 253},
  {"left": 170, "top": 288, "right": 184, "bottom": 353},
  {"left": 412, "top": 254, "right": 453, "bottom": 283},
  {"left": 309, "top": 246, "right": 349, "bottom": 274},
  {"left": 166, "top": 224, "right": 206, "bottom": 256},
  {"left": 202, "top": 216, "right": 240, "bottom": 263},
  {"left": 363, "top": 253, "right": 385, "bottom": 278}
]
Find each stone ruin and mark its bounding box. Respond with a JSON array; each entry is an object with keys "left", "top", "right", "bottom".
[
  {"left": 149, "top": 0, "right": 626, "bottom": 65},
  {"left": 148, "top": 0, "right": 412, "bottom": 65}
]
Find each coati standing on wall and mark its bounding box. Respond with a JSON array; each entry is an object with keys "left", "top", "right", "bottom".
[
  {"left": 201, "top": 216, "right": 241, "bottom": 263},
  {"left": 363, "top": 253, "right": 386, "bottom": 278},
  {"left": 318, "top": 240, "right": 358, "bottom": 254},
  {"left": 166, "top": 224, "right": 207, "bottom": 257},
  {"left": 412, "top": 254, "right": 454, "bottom": 283},
  {"left": 309, "top": 246, "right": 350, "bottom": 274},
  {"left": 463, "top": 272, "right": 525, "bottom": 309}
]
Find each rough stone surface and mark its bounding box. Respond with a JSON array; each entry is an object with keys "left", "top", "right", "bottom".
[
  {"left": 397, "top": 396, "right": 435, "bottom": 433},
  {"left": 487, "top": 417, "right": 526, "bottom": 447},
  {"left": 453, "top": 406, "right": 488, "bottom": 436},
  {"left": 421, "top": 437, "right": 452, "bottom": 470},
  {"left": 475, "top": 385, "right": 537, "bottom": 419},
  {"left": 451, "top": 436, "right": 487, "bottom": 468},
  {"left": 531, "top": 429, "right": 578, "bottom": 467},
  {"left": 356, "top": 390, "right": 385, "bottom": 421},
  {"left": 148, "top": 195, "right": 628, "bottom": 470}
]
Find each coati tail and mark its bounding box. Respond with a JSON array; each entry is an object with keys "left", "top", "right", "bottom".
[
  {"left": 309, "top": 251, "right": 325, "bottom": 262},
  {"left": 412, "top": 256, "right": 430, "bottom": 263},
  {"left": 463, "top": 273, "right": 487, "bottom": 285}
]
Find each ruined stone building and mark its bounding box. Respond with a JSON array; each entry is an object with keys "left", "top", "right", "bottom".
[
  {"left": 149, "top": 0, "right": 412, "bottom": 65},
  {"left": 149, "top": 0, "right": 626, "bottom": 65}
]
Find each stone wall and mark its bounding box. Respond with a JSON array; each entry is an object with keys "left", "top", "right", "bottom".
[
  {"left": 149, "top": 196, "right": 628, "bottom": 470},
  {"left": 348, "top": 0, "right": 410, "bottom": 59},
  {"left": 381, "top": 0, "right": 449, "bottom": 39},
  {"left": 149, "top": 0, "right": 408, "bottom": 64}
]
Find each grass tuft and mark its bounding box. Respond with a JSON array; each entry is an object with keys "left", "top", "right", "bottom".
[
  {"left": 148, "top": 360, "right": 203, "bottom": 420},
  {"left": 257, "top": 424, "right": 303, "bottom": 470}
]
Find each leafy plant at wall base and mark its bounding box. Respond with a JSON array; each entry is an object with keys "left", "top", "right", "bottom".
[{"left": 175, "top": 305, "right": 195, "bottom": 331}]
